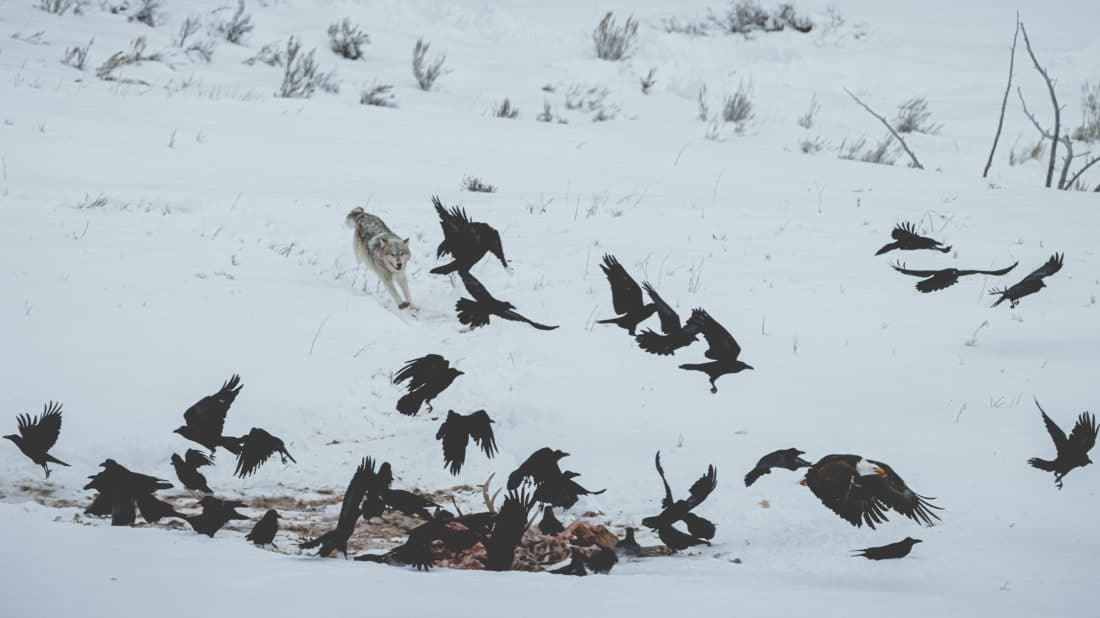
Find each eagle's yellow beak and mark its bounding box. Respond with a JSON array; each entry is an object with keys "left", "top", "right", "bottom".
[{"left": 874, "top": 466, "right": 887, "bottom": 477}]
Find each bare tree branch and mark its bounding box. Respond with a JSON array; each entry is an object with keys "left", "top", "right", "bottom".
[
  {"left": 1019, "top": 23, "right": 1061, "bottom": 188},
  {"left": 1064, "top": 154, "right": 1100, "bottom": 190},
  {"left": 983, "top": 13, "right": 1020, "bottom": 178},
  {"left": 843, "top": 87, "right": 924, "bottom": 169}
]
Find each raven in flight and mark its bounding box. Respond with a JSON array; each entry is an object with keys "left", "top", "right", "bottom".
[
  {"left": 481, "top": 488, "right": 535, "bottom": 571},
  {"left": 990, "top": 253, "right": 1064, "bottom": 308},
  {"left": 4, "top": 401, "right": 69, "bottom": 478},
  {"left": 1029, "top": 398, "right": 1096, "bottom": 489},
  {"left": 641, "top": 451, "right": 717, "bottom": 547},
  {"left": 875, "top": 222, "right": 951, "bottom": 255},
  {"left": 531, "top": 471, "right": 606, "bottom": 509},
  {"left": 891, "top": 260, "right": 1018, "bottom": 293},
  {"left": 300, "top": 458, "right": 376, "bottom": 557},
  {"left": 436, "top": 410, "right": 498, "bottom": 475},
  {"left": 852, "top": 537, "right": 922, "bottom": 561},
  {"left": 635, "top": 282, "right": 700, "bottom": 355},
  {"left": 393, "top": 354, "right": 463, "bottom": 415},
  {"left": 596, "top": 255, "right": 656, "bottom": 335},
  {"left": 171, "top": 449, "right": 214, "bottom": 493},
  {"left": 744, "top": 448, "right": 812, "bottom": 487},
  {"left": 508, "top": 447, "right": 569, "bottom": 490},
  {"left": 186, "top": 496, "right": 249, "bottom": 537},
  {"left": 174, "top": 375, "right": 245, "bottom": 455},
  {"left": 233, "top": 427, "right": 296, "bottom": 478},
  {"left": 430, "top": 196, "right": 507, "bottom": 275},
  {"left": 678, "top": 308, "right": 753, "bottom": 393},
  {"left": 246, "top": 509, "right": 281, "bottom": 546},
  {"left": 801, "top": 454, "right": 942, "bottom": 529},
  {"left": 456, "top": 271, "right": 558, "bottom": 331}
]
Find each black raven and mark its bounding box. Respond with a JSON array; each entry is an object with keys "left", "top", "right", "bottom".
[
  {"left": 393, "top": 354, "right": 463, "bottom": 416},
  {"left": 456, "top": 271, "right": 558, "bottom": 331},
  {"left": 1029, "top": 398, "right": 1097, "bottom": 489},
  {"left": 655, "top": 523, "right": 709, "bottom": 550},
  {"left": 171, "top": 449, "right": 214, "bottom": 493},
  {"left": 744, "top": 448, "right": 812, "bottom": 487},
  {"left": 382, "top": 488, "right": 439, "bottom": 520},
  {"left": 84, "top": 459, "right": 174, "bottom": 526},
  {"left": 359, "top": 458, "right": 393, "bottom": 520},
  {"left": 508, "top": 447, "right": 569, "bottom": 490},
  {"left": 596, "top": 255, "right": 656, "bottom": 335},
  {"left": 4, "top": 401, "right": 69, "bottom": 478},
  {"left": 635, "top": 282, "right": 700, "bottom": 355},
  {"left": 430, "top": 196, "right": 507, "bottom": 275},
  {"left": 481, "top": 488, "right": 535, "bottom": 571},
  {"left": 300, "top": 458, "right": 375, "bottom": 557},
  {"left": 585, "top": 545, "right": 618, "bottom": 574},
  {"left": 532, "top": 471, "right": 606, "bottom": 509},
  {"left": 615, "top": 527, "right": 642, "bottom": 557},
  {"left": 852, "top": 537, "right": 922, "bottom": 560},
  {"left": 246, "top": 509, "right": 281, "bottom": 546},
  {"left": 537, "top": 505, "right": 565, "bottom": 535},
  {"left": 641, "top": 452, "right": 717, "bottom": 544},
  {"left": 678, "top": 308, "right": 753, "bottom": 393},
  {"left": 174, "top": 375, "right": 245, "bottom": 455},
  {"left": 436, "top": 410, "right": 498, "bottom": 475},
  {"left": 801, "top": 455, "right": 942, "bottom": 529},
  {"left": 233, "top": 427, "right": 296, "bottom": 478},
  {"left": 891, "top": 260, "right": 1018, "bottom": 293},
  {"left": 991, "top": 253, "right": 1064, "bottom": 307},
  {"left": 875, "top": 222, "right": 951, "bottom": 255},
  {"left": 186, "top": 496, "right": 249, "bottom": 537}
]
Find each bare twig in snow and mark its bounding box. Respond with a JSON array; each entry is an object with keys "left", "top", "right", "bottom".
[
  {"left": 843, "top": 87, "right": 923, "bottom": 169},
  {"left": 983, "top": 14, "right": 1019, "bottom": 178}
]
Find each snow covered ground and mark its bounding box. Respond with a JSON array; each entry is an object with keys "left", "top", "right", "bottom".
[{"left": 1, "top": 0, "right": 1098, "bottom": 616}]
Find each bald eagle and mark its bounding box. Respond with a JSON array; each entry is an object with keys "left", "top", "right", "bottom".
[{"left": 801, "top": 454, "right": 942, "bottom": 529}]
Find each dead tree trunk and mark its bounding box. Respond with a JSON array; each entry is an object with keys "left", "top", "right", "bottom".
[{"left": 983, "top": 14, "right": 1020, "bottom": 178}]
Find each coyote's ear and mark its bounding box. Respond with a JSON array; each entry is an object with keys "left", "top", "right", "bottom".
[
  {"left": 379, "top": 237, "right": 388, "bottom": 247},
  {"left": 403, "top": 237, "right": 410, "bottom": 244}
]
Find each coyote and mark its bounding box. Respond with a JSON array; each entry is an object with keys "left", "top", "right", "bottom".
[{"left": 346, "top": 208, "right": 413, "bottom": 309}]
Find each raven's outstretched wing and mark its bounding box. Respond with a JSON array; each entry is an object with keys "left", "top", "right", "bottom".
[{"left": 601, "top": 255, "right": 644, "bottom": 316}]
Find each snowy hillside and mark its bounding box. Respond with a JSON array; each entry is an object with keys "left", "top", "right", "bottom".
[{"left": 1, "top": 0, "right": 1098, "bottom": 616}]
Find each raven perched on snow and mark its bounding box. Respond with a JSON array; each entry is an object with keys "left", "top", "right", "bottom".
[
  {"left": 174, "top": 375, "right": 245, "bottom": 455},
  {"left": 891, "top": 260, "right": 1018, "bottom": 293},
  {"left": 641, "top": 451, "right": 717, "bottom": 548},
  {"left": 801, "top": 455, "right": 942, "bottom": 529},
  {"left": 430, "top": 196, "right": 507, "bottom": 275},
  {"left": 4, "top": 401, "right": 69, "bottom": 478},
  {"left": 744, "top": 448, "right": 812, "bottom": 487},
  {"left": 233, "top": 427, "right": 296, "bottom": 478},
  {"left": 1028, "top": 398, "right": 1097, "bottom": 489},
  {"left": 393, "top": 354, "right": 463, "bottom": 415},
  {"left": 456, "top": 271, "right": 558, "bottom": 331},
  {"left": 874, "top": 222, "right": 951, "bottom": 255},
  {"left": 678, "top": 308, "right": 753, "bottom": 393},
  {"left": 852, "top": 537, "right": 922, "bottom": 561},
  {"left": 171, "top": 449, "right": 214, "bottom": 493},
  {"left": 635, "top": 282, "right": 700, "bottom": 356},
  {"left": 596, "top": 255, "right": 656, "bottom": 335},
  {"left": 246, "top": 509, "right": 281, "bottom": 546},
  {"left": 435, "top": 410, "right": 498, "bottom": 475},
  {"left": 990, "top": 253, "right": 1064, "bottom": 308}
]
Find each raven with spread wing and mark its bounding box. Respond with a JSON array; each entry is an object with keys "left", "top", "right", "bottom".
[
  {"left": 456, "top": 271, "right": 558, "bottom": 331},
  {"left": 171, "top": 449, "right": 215, "bottom": 493},
  {"left": 875, "top": 222, "right": 951, "bottom": 255},
  {"left": 436, "top": 410, "right": 498, "bottom": 475},
  {"left": 635, "top": 282, "right": 700, "bottom": 355},
  {"left": 393, "top": 354, "right": 463, "bottom": 415},
  {"left": 174, "top": 375, "right": 245, "bottom": 455},
  {"left": 744, "top": 448, "right": 812, "bottom": 487},
  {"left": 1029, "top": 398, "right": 1097, "bottom": 489},
  {"left": 990, "top": 253, "right": 1064, "bottom": 307},
  {"left": 596, "top": 255, "right": 656, "bottom": 335},
  {"left": 430, "top": 196, "right": 507, "bottom": 275},
  {"left": 300, "top": 458, "right": 376, "bottom": 557},
  {"left": 891, "top": 260, "right": 1018, "bottom": 293},
  {"left": 4, "top": 401, "right": 69, "bottom": 478},
  {"left": 233, "top": 427, "right": 296, "bottom": 478},
  {"left": 641, "top": 451, "right": 717, "bottom": 544},
  {"left": 678, "top": 308, "right": 753, "bottom": 393}
]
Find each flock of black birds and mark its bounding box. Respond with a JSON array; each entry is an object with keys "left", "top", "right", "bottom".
[{"left": 3, "top": 209, "right": 1095, "bottom": 574}]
